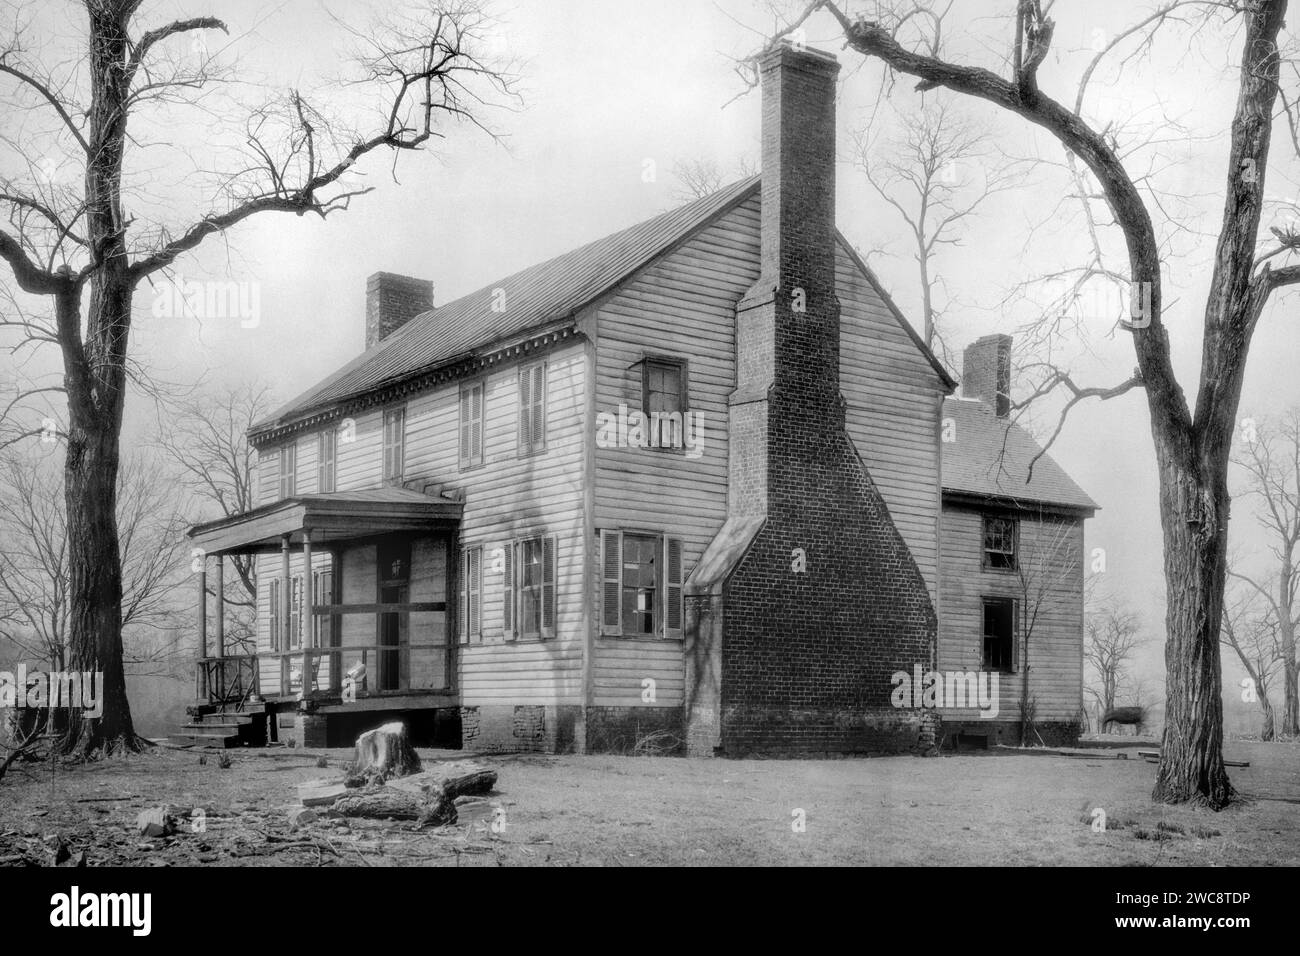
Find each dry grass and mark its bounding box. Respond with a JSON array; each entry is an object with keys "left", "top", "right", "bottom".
[{"left": 0, "top": 739, "right": 1295, "bottom": 866}]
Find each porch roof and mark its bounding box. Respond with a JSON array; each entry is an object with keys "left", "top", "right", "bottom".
[{"left": 187, "top": 488, "right": 463, "bottom": 555}]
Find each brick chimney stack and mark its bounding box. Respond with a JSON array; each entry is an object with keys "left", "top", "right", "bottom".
[
  {"left": 962, "top": 333, "right": 1012, "bottom": 418},
  {"left": 687, "top": 42, "right": 937, "bottom": 756},
  {"left": 366, "top": 272, "right": 433, "bottom": 350}
]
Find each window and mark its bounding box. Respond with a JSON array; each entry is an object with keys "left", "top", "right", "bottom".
[
  {"left": 641, "top": 357, "right": 688, "bottom": 448},
  {"left": 503, "top": 535, "right": 556, "bottom": 640},
  {"left": 460, "top": 380, "right": 485, "bottom": 469},
  {"left": 459, "top": 546, "right": 482, "bottom": 644},
  {"left": 317, "top": 429, "right": 336, "bottom": 494},
  {"left": 382, "top": 407, "right": 406, "bottom": 484},
  {"left": 983, "top": 515, "right": 1018, "bottom": 570},
  {"left": 982, "top": 597, "right": 1018, "bottom": 672},
  {"left": 599, "top": 530, "right": 684, "bottom": 639},
  {"left": 312, "top": 568, "right": 333, "bottom": 646},
  {"left": 277, "top": 442, "right": 296, "bottom": 498},
  {"left": 517, "top": 362, "right": 546, "bottom": 456}
]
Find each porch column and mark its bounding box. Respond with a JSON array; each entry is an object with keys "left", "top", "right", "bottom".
[
  {"left": 196, "top": 552, "right": 207, "bottom": 700},
  {"left": 281, "top": 535, "right": 291, "bottom": 696},
  {"left": 303, "top": 530, "right": 314, "bottom": 694},
  {"left": 214, "top": 556, "right": 225, "bottom": 659}
]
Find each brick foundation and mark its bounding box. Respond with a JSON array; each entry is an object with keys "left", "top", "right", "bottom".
[{"left": 459, "top": 704, "right": 581, "bottom": 754}]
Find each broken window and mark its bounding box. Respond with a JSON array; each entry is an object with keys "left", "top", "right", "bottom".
[
  {"left": 641, "top": 357, "right": 688, "bottom": 447},
  {"left": 982, "top": 597, "right": 1017, "bottom": 672},
  {"left": 983, "top": 515, "right": 1018, "bottom": 570}
]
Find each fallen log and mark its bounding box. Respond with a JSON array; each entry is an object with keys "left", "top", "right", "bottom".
[{"left": 332, "top": 768, "right": 499, "bottom": 826}]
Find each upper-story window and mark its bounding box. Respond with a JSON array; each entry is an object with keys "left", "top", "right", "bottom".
[
  {"left": 317, "top": 428, "right": 337, "bottom": 494},
  {"left": 641, "top": 357, "right": 688, "bottom": 447},
  {"left": 460, "top": 380, "right": 484, "bottom": 469},
  {"left": 277, "top": 442, "right": 297, "bottom": 499},
  {"left": 382, "top": 407, "right": 406, "bottom": 485},
  {"left": 982, "top": 515, "right": 1018, "bottom": 570},
  {"left": 518, "top": 362, "right": 546, "bottom": 456}
]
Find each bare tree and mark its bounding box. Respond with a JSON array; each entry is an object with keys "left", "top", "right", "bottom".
[
  {"left": 851, "top": 96, "right": 1024, "bottom": 355},
  {"left": 1084, "top": 601, "right": 1144, "bottom": 734},
  {"left": 0, "top": 1, "right": 518, "bottom": 753},
  {"left": 0, "top": 449, "right": 190, "bottom": 733},
  {"left": 670, "top": 157, "right": 757, "bottom": 202},
  {"left": 755, "top": 0, "right": 1300, "bottom": 807},
  {"left": 1005, "top": 514, "right": 1082, "bottom": 745},
  {"left": 1220, "top": 580, "right": 1282, "bottom": 740},
  {"left": 1229, "top": 408, "right": 1300, "bottom": 735},
  {"left": 156, "top": 383, "right": 275, "bottom": 653}
]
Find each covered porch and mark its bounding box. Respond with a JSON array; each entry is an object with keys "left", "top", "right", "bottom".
[{"left": 187, "top": 488, "right": 463, "bottom": 717}]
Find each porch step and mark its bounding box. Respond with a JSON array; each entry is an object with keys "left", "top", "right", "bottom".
[{"left": 167, "top": 730, "right": 241, "bottom": 749}]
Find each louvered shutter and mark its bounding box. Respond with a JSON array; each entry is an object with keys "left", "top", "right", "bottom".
[
  {"left": 541, "top": 536, "right": 557, "bottom": 638},
  {"left": 518, "top": 367, "right": 532, "bottom": 452},
  {"left": 471, "top": 384, "right": 483, "bottom": 462},
  {"left": 531, "top": 366, "right": 545, "bottom": 451},
  {"left": 600, "top": 529, "right": 622, "bottom": 636},
  {"left": 503, "top": 542, "right": 516, "bottom": 642},
  {"left": 665, "top": 536, "right": 683, "bottom": 640}
]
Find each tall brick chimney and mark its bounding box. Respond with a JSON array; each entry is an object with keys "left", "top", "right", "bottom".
[
  {"left": 366, "top": 272, "right": 433, "bottom": 349},
  {"left": 684, "top": 42, "right": 938, "bottom": 756},
  {"left": 962, "top": 333, "right": 1012, "bottom": 417}
]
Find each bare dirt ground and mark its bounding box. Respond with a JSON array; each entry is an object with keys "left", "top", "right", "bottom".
[{"left": 0, "top": 739, "right": 1295, "bottom": 866}]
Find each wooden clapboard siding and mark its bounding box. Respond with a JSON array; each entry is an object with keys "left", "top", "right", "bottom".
[
  {"left": 590, "top": 195, "right": 761, "bottom": 705},
  {"left": 335, "top": 409, "right": 383, "bottom": 492},
  {"left": 397, "top": 342, "right": 588, "bottom": 705},
  {"left": 938, "top": 503, "right": 1085, "bottom": 720},
  {"left": 837, "top": 242, "right": 944, "bottom": 600}
]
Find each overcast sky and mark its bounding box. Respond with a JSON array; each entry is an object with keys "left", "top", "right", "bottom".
[{"left": 7, "top": 0, "right": 1300, "bottom": 718}]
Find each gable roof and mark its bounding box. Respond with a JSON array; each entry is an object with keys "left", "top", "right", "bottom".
[
  {"left": 251, "top": 178, "right": 763, "bottom": 439},
  {"left": 941, "top": 396, "right": 1098, "bottom": 513},
  {"left": 251, "top": 176, "right": 955, "bottom": 441}
]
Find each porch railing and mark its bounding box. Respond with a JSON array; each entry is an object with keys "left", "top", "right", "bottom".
[
  {"left": 272, "top": 642, "right": 451, "bottom": 698},
  {"left": 196, "top": 655, "right": 260, "bottom": 708}
]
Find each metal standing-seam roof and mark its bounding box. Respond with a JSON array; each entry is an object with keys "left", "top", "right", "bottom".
[
  {"left": 251, "top": 177, "right": 763, "bottom": 437},
  {"left": 941, "top": 396, "right": 1098, "bottom": 513}
]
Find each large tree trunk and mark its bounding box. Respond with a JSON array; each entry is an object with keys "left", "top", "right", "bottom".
[
  {"left": 1280, "top": 644, "right": 1299, "bottom": 737},
  {"left": 60, "top": 0, "right": 142, "bottom": 755},
  {"left": 63, "top": 396, "right": 138, "bottom": 753},
  {"left": 1259, "top": 689, "right": 1275, "bottom": 741},
  {"left": 1152, "top": 456, "right": 1233, "bottom": 807}
]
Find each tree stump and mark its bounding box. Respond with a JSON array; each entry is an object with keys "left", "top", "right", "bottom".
[{"left": 351, "top": 721, "right": 421, "bottom": 780}]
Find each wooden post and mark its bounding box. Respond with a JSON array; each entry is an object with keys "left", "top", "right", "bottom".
[
  {"left": 214, "top": 556, "right": 225, "bottom": 660},
  {"left": 303, "top": 530, "right": 314, "bottom": 694},
  {"left": 281, "top": 535, "right": 291, "bottom": 696},
  {"left": 197, "top": 553, "right": 207, "bottom": 701}
]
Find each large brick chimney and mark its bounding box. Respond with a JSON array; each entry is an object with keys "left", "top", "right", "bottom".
[
  {"left": 366, "top": 272, "right": 433, "bottom": 349},
  {"left": 962, "top": 333, "right": 1012, "bottom": 417},
  {"left": 684, "top": 42, "right": 937, "bottom": 756}
]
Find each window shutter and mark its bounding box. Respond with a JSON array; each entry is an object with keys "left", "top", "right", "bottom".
[
  {"left": 269, "top": 579, "right": 280, "bottom": 651},
  {"left": 531, "top": 366, "right": 545, "bottom": 450},
  {"left": 458, "top": 550, "right": 469, "bottom": 645},
  {"left": 471, "top": 384, "right": 483, "bottom": 462},
  {"left": 503, "top": 542, "right": 516, "bottom": 642},
  {"left": 665, "top": 536, "right": 683, "bottom": 640},
  {"left": 468, "top": 548, "right": 481, "bottom": 642},
  {"left": 600, "top": 529, "right": 622, "bottom": 636},
  {"left": 460, "top": 390, "right": 472, "bottom": 467},
  {"left": 542, "top": 535, "right": 557, "bottom": 638},
  {"left": 518, "top": 367, "right": 532, "bottom": 451}
]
